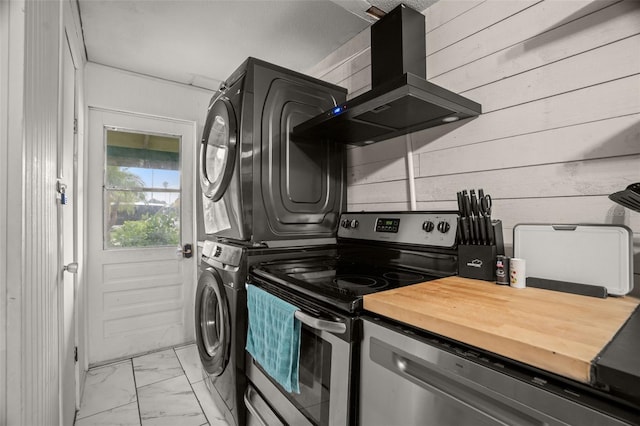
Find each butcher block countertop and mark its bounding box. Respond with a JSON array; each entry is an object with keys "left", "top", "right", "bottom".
[{"left": 363, "top": 276, "right": 640, "bottom": 384}]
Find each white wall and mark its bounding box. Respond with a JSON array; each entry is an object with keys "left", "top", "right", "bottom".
[
  {"left": 86, "top": 62, "right": 213, "bottom": 129},
  {"left": 308, "top": 0, "right": 640, "bottom": 294}
]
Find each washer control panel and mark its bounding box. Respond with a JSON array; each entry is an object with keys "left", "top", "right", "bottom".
[
  {"left": 201, "top": 240, "right": 243, "bottom": 267},
  {"left": 338, "top": 211, "right": 458, "bottom": 248}
]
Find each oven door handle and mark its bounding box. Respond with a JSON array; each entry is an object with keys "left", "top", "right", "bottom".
[{"left": 294, "top": 310, "right": 346, "bottom": 334}]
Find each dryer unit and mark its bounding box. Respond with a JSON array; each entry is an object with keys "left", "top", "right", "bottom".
[{"left": 197, "top": 57, "right": 347, "bottom": 244}]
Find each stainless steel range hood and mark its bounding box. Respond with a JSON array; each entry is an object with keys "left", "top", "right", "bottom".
[{"left": 293, "top": 4, "right": 481, "bottom": 146}]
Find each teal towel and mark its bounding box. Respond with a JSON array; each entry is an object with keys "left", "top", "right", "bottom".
[{"left": 246, "top": 284, "right": 301, "bottom": 393}]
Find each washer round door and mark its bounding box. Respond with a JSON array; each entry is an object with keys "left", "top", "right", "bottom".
[
  {"left": 199, "top": 93, "right": 238, "bottom": 202},
  {"left": 195, "top": 267, "right": 231, "bottom": 376}
]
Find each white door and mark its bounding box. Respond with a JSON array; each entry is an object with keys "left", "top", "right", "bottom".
[
  {"left": 59, "top": 33, "right": 77, "bottom": 426},
  {"left": 87, "top": 108, "right": 196, "bottom": 365}
]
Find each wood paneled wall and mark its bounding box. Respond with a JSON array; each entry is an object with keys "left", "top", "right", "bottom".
[
  {"left": 307, "top": 0, "right": 640, "bottom": 293},
  {"left": 4, "top": 0, "right": 62, "bottom": 424}
]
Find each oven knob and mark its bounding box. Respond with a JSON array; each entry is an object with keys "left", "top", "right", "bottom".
[
  {"left": 422, "top": 221, "right": 435, "bottom": 232},
  {"left": 341, "top": 219, "right": 349, "bottom": 228},
  {"left": 437, "top": 221, "right": 451, "bottom": 233},
  {"left": 350, "top": 219, "right": 359, "bottom": 229}
]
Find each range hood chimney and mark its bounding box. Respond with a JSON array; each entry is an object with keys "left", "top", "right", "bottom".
[{"left": 293, "top": 4, "right": 481, "bottom": 146}]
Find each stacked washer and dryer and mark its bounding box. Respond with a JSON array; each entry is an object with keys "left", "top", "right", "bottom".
[{"left": 194, "top": 57, "right": 347, "bottom": 426}]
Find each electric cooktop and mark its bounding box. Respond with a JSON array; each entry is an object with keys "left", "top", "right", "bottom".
[
  {"left": 251, "top": 256, "right": 447, "bottom": 313},
  {"left": 251, "top": 211, "right": 460, "bottom": 313}
]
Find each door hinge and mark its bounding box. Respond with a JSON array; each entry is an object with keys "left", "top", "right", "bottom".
[
  {"left": 74, "top": 346, "right": 78, "bottom": 363},
  {"left": 73, "top": 118, "right": 78, "bottom": 134}
]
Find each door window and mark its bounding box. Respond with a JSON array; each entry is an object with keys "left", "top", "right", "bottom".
[{"left": 103, "top": 128, "right": 181, "bottom": 249}]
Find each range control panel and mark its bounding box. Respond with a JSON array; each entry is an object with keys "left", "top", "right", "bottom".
[{"left": 338, "top": 211, "right": 459, "bottom": 248}]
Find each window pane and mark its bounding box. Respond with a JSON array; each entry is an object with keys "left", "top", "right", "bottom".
[
  {"left": 105, "top": 190, "right": 180, "bottom": 248},
  {"left": 104, "top": 129, "right": 181, "bottom": 249}
]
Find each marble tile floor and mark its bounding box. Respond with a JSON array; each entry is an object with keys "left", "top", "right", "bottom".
[{"left": 74, "top": 344, "right": 230, "bottom": 426}]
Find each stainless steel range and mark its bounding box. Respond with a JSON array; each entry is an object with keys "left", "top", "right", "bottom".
[{"left": 243, "top": 211, "right": 459, "bottom": 425}]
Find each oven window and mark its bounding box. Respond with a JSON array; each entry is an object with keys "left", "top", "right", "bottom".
[{"left": 288, "top": 326, "right": 333, "bottom": 425}]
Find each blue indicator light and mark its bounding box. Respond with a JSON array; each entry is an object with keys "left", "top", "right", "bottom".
[{"left": 333, "top": 107, "right": 342, "bottom": 115}]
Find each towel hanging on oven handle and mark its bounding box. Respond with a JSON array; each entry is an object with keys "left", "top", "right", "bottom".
[
  {"left": 245, "top": 282, "right": 347, "bottom": 334},
  {"left": 294, "top": 310, "right": 346, "bottom": 334}
]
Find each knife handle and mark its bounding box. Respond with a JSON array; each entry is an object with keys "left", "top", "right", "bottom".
[
  {"left": 472, "top": 215, "right": 480, "bottom": 245},
  {"left": 461, "top": 217, "right": 470, "bottom": 244},
  {"left": 485, "top": 215, "right": 495, "bottom": 245},
  {"left": 470, "top": 190, "right": 479, "bottom": 216},
  {"left": 462, "top": 191, "right": 472, "bottom": 218},
  {"left": 479, "top": 214, "right": 487, "bottom": 245}
]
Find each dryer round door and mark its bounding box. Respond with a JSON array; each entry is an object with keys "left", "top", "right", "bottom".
[
  {"left": 199, "top": 94, "right": 238, "bottom": 202},
  {"left": 195, "top": 268, "right": 231, "bottom": 376}
]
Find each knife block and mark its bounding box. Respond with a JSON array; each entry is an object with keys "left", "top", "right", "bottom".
[
  {"left": 457, "top": 219, "right": 505, "bottom": 281},
  {"left": 458, "top": 244, "right": 498, "bottom": 281}
]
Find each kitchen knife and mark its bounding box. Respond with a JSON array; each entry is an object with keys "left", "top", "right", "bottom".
[
  {"left": 486, "top": 216, "right": 495, "bottom": 245},
  {"left": 478, "top": 213, "right": 487, "bottom": 245},
  {"left": 469, "top": 190, "right": 480, "bottom": 244},
  {"left": 457, "top": 191, "right": 465, "bottom": 215},
  {"left": 478, "top": 189, "right": 493, "bottom": 245},
  {"left": 462, "top": 190, "right": 471, "bottom": 217},
  {"left": 457, "top": 192, "right": 470, "bottom": 244},
  {"left": 456, "top": 192, "right": 467, "bottom": 244},
  {"left": 461, "top": 217, "right": 470, "bottom": 244},
  {"left": 462, "top": 191, "right": 476, "bottom": 244},
  {"left": 470, "top": 190, "right": 479, "bottom": 216}
]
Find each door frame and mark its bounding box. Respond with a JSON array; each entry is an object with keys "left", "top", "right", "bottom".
[{"left": 58, "top": 28, "right": 79, "bottom": 425}]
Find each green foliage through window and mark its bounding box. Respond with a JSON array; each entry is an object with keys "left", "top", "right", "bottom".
[{"left": 109, "top": 210, "right": 179, "bottom": 248}]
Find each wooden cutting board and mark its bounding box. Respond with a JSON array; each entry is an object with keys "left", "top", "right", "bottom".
[{"left": 363, "top": 276, "right": 640, "bottom": 384}]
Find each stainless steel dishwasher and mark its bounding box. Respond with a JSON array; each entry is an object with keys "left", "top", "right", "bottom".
[{"left": 359, "top": 316, "right": 638, "bottom": 426}]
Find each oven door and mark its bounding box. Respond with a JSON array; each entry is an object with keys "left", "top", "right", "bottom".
[{"left": 245, "top": 283, "right": 353, "bottom": 426}]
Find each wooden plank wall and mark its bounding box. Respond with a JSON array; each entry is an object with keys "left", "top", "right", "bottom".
[{"left": 307, "top": 0, "right": 640, "bottom": 294}]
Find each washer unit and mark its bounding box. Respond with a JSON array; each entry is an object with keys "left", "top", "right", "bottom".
[
  {"left": 197, "top": 57, "right": 347, "bottom": 244},
  {"left": 195, "top": 239, "right": 336, "bottom": 426}
]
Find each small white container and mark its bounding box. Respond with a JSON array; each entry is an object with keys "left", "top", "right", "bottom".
[{"left": 509, "top": 258, "right": 526, "bottom": 289}]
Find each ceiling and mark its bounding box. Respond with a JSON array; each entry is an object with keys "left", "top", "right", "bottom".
[{"left": 78, "top": 0, "right": 436, "bottom": 91}]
